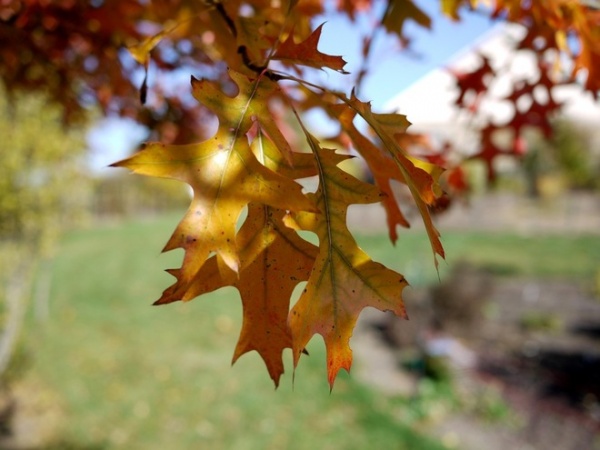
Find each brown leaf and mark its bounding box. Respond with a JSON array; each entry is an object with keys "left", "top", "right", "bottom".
[
  {"left": 383, "top": 0, "right": 432, "bottom": 45},
  {"left": 273, "top": 24, "right": 348, "bottom": 73}
]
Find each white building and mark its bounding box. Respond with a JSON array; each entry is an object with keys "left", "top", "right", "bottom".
[{"left": 385, "top": 23, "right": 600, "bottom": 157}]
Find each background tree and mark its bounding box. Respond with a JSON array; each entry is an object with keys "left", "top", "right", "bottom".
[
  {"left": 0, "top": 84, "right": 90, "bottom": 377},
  {"left": 1, "top": 0, "right": 599, "bottom": 387},
  {"left": 523, "top": 119, "right": 600, "bottom": 196},
  {"left": 548, "top": 119, "right": 599, "bottom": 191}
]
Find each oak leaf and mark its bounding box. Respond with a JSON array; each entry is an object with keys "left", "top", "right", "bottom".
[
  {"left": 273, "top": 24, "right": 348, "bottom": 73},
  {"left": 441, "top": 0, "right": 469, "bottom": 21},
  {"left": 152, "top": 131, "right": 319, "bottom": 386},
  {"left": 329, "top": 103, "right": 411, "bottom": 243},
  {"left": 112, "top": 71, "right": 316, "bottom": 305},
  {"left": 286, "top": 132, "right": 408, "bottom": 388},
  {"left": 469, "top": 124, "right": 506, "bottom": 182},
  {"left": 383, "top": 0, "right": 432, "bottom": 45},
  {"left": 192, "top": 70, "right": 295, "bottom": 163},
  {"left": 127, "top": 15, "right": 191, "bottom": 103},
  {"left": 163, "top": 203, "right": 318, "bottom": 386},
  {"left": 228, "top": 205, "right": 317, "bottom": 387},
  {"left": 344, "top": 95, "right": 445, "bottom": 267},
  {"left": 449, "top": 55, "right": 494, "bottom": 112}
]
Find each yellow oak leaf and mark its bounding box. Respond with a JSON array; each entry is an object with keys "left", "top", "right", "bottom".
[
  {"left": 249, "top": 122, "right": 317, "bottom": 180},
  {"left": 127, "top": 12, "right": 192, "bottom": 103},
  {"left": 112, "top": 73, "right": 316, "bottom": 304},
  {"left": 192, "top": 70, "right": 295, "bottom": 163},
  {"left": 152, "top": 135, "right": 319, "bottom": 386},
  {"left": 286, "top": 132, "right": 408, "bottom": 389},
  {"left": 127, "top": 8, "right": 193, "bottom": 66},
  {"left": 440, "top": 0, "right": 478, "bottom": 21}
]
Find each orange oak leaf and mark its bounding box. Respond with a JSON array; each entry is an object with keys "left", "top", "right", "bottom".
[
  {"left": 272, "top": 23, "right": 348, "bottom": 73},
  {"left": 330, "top": 103, "right": 411, "bottom": 243},
  {"left": 344, "top": 94, "right": 445, "bottom": 267},
  {"left": 162, "top": 203, "right": 318, "bottom": 386},
  {"left": 229, "top": 206, "right": 317, "bottom": 387},
  {"left": 336, "top": 0, "right": 372, "bottom": 19},
  {"left": 572, "top": 7, "right": 600, "bottom": 94},
  {"left": 286, "top": 132, "right": 408, "bottom": 389}
]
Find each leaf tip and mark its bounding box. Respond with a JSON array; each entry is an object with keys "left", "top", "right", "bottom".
[
  {"left": 108, "top": 157, "right": 132, "bottom": 170},
  {"left": 140, "top": 72, "right": 148, "bottom": 105}
]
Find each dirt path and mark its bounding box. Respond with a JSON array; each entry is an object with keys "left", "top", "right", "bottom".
[{"left": 353, "top": 276, "right": 600, "bottom": 449}]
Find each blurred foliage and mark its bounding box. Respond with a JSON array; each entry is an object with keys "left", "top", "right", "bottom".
[
  {"left": 523, "top": 119, "right": 599, "bottom": 195},
  {"left": 0, "top": 341, "right": 31, "bottom": 385},
  {"left": 399, "top": 378, "right": 460, "bottom": 425},
  {"left": 464, "top": 386, "right": 514, "bottom": 425},
  {"left": 519, "top": 312, "right": 563, "bottom": 333},
  {"left": 550, "top": 120, "right": 599, "bottom": 190},
  {"left": 92, "top": 174, "right": 190, "bottom": 218},
  {"left": 430, "top": 262, "right": 491, "bottom": 339},
  {"left": 0, "top": 83, "right": 91, "bottom": 256}
]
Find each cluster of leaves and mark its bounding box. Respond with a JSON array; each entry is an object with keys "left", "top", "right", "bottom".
[
  {"left": 112, "top": 55, "right": 440, "bottom": 388},
  {"left": 110, "top": 0, "right": 452, "bottom": 388},
  {"left": 0, "top": 0, "right": 211, "bottom": 143},
  {"left": 3, "top": 0, "right": 599, "bottom": 387}
]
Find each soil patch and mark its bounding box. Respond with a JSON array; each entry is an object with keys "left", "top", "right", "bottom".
[{"left": 354, "top": 269, "right": 600, "bottom": 450}]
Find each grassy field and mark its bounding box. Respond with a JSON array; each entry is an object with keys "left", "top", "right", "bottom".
[
  {"left": 20, "top": 212, "right": 599, "bottom": 449},
  {"left": 357, "top": 227, "right": 600, "bottom": 286}
]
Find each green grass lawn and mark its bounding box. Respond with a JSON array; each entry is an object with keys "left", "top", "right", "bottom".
[
  {"left": 22, "top": 213, "right": 599, "bottom": 449},
  {"left": 24, "top": 214, "right": 448, "bottom": 450},
  {"left": 357, "top": 228, "right": 600, "bottom": 286}
]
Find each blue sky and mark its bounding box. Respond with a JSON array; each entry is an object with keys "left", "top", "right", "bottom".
[
  {"left": 316, "top": 3, "right": 496, "bottom": 109},
  {"left": 89, "top": 4, "right": 495, "bottom": 171}
]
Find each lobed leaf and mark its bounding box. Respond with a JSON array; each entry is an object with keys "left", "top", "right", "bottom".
[
  {"left": 344, "top": 94, "right": 445, "bottom": 267},
  {"left": 286, "top": 131, "right": 408, "bottom": 388},
  {"left": 272, "top": 24, "right": 348, "bottom": 73},
  {"left": 150, "top": 131, "right": 319, "bottom": 386},
  {"left": 383, "top": 0, "right": 432, "bottom": 44},
  {"left": 112, "top": 71, "right": 316, "bottom": 306}
]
